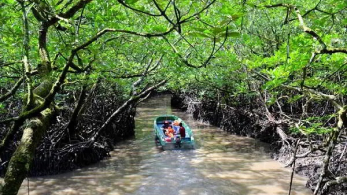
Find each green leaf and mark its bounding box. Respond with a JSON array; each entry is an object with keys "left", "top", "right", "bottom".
[
  {"left": 219, "top": 19, "right": 232, "bottom": 26},
  {"left": 192, "top": 27, "right": 208, "bottom": 32},
  {"left": 187, "top": 32, "right": 211, "bottom": 38},
  {"left": 6, "top": 0, "right": 15, "bottom": 4},
  {"left": 152, "top": 25, "right": 167, "bottom": 32},
  {"left": 225, "top": 31, "right": 240, "bottom": 37},
  {"left": 230, "top": 14, "right": 242, "bottom": 21},
  {"left": 212, "top": 27, "right": 226, "bottom": 35},
  {"left": 125, "top": 0, "right": 139, "bottom": 4}
]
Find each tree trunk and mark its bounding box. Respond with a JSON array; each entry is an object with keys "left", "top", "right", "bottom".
[
  {"left": 66, "top": 85, "right": 88, "bottom": 139},
  {"left": 67, "top": 78, "right": 100, "bottom": 139},
  {"left": 1, "top": 108, "right": 53, "bottom": 195}
]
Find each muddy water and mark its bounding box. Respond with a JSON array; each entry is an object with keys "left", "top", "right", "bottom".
[{"left": 13, "top": 95, "right": 312, "bottom": 195}]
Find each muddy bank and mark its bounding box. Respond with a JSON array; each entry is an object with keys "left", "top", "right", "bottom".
[
  {"left": 0, "top": 83, "right": 135, "bottom": 176},
  {"left": 171, "top": 93, "right": 347, "bottom": 195}
]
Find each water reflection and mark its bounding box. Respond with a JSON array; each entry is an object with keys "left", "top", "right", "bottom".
[{"left": 9, "top": 95, "right": 311, "bottom": 194}]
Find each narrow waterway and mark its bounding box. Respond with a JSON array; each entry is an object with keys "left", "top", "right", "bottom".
[{"left": 14, "top": 95, "right": 312, "bottom": 195}]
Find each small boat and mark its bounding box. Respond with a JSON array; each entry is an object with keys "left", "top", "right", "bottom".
[{"left": 153, "top": 114, "right": 195, "bottom": 150}]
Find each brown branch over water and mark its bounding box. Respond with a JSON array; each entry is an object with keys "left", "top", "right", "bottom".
[{"left": 90, "top": 79, "right": 167, "bottom": 141}]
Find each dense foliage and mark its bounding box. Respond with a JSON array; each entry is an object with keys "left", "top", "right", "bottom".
[{"left": 0, "top": 0, "right": 346, "bottom": 194}]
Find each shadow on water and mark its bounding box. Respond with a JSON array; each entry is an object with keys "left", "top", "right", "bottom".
[{"left": 10, "top": 95, "right": 312, "bottom": 195}]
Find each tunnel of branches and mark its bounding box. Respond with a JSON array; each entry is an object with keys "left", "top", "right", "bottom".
[{"left": 0, "top": 0, "right": 346, "bottom": 194}]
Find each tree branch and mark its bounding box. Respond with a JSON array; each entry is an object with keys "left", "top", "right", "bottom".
[
  {"left": 73, "top": 27, "right": 175, "bottom": 53},
  {"left": 321, "top": 177, "right": 347, "bottom": 194},
  {"left": 0, "top": 77, "right": 24, "bottom": 102},
  {"left": 152, "top": 0, "right": 177, "bottom": 28},
  {"left": 0, "top": 56, "right": 73, "bottom": 124},
  {"left": 264, "top": 4, "right": 347, "bottom": 55},
  {"left": 163, "top": 27, "right": 228, "bottom": 68},
  {"left": 90, "top": 79, "right": 167, "bottom": 141},
  {"left": 180, "top": 0, "right": 217, "bottom": 23},
  {"left": 0, "top": 61, "right": 22, "bottom": 68},
  {"left": 20, "top": 0, "right": 34, "bottom": 108},
  {"left": 56, "top": 0, "right": 92, "bottom": 21},
  {"left": 294, "top": 7, "right": 327, "bottom": 51},
  {"left": 117, "top": 0, "right": 161, "bottom": 16}
]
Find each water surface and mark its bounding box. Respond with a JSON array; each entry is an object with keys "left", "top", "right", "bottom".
[{"left": 13, "top": 95, "right": 312, "bottom": 195}]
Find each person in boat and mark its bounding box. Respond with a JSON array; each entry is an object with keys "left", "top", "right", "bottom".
[
  {"left": 179, "top": 122, "right": 186, "bottom": 138},
  {"left": 173, "top": 120, "right": 179, "bottom": 126},
  {"left": 166, "top": 126, "right": 175, "bottom": 138},
  {"left": 162, "top": 120, "right": 171, "bottom": 134},
  {"left": 172, "top": 120, "right": 180, "bottom": 134}
]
